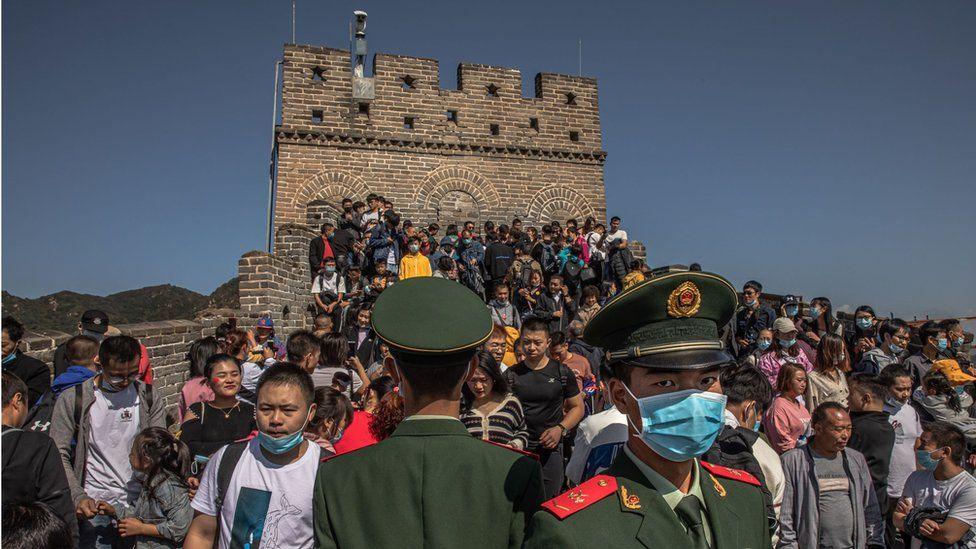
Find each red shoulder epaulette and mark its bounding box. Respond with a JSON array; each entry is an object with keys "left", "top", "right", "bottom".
[
  {"left": 540, "top": 475, "right": 617, "bottom": 520},
  {"left": 700, "top": 460, "right": 761, "bottom": 487},
  {"left": 482, "top": 440, "right": 540, "bottom": 461}
]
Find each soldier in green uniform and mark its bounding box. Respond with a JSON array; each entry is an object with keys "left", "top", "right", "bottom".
[
  {"left": 312, "top": 277, "right": 544, "bottom": 549},
  {"left": 525, "top": 271, "right": 773, "bottom": 549}
]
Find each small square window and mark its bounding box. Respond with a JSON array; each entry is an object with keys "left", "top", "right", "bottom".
[
  {"left": 486, "top": 83, "right": 499, "bottom": 97},
  {"left": 312, "top": 67, "right": 325, "bottom": 82},
  {"left": 529, "top": 118, "right": 539, "bottom": 131},
  {"left": 565, "top": 92, "right": 577, "bottom": 105},
  {"left": 401, "top": 75, "right": 416, "bottom": 90},
  {"left": 569, "top": 131, "right": 580, "bottom": 142},
  {"left": 404, "top": 117, "right": 415, "bottom": 130},
  {"left": 446, "top": 110, "right": 458, "bottom": 124},
  {"left": 490, "top": 124, "right": 500, "bottom": 136},
  {"left": 312, "top": 110, "right": 324, "bottom": 123},
  {"left": 357, "top": 103, "right": 369, "bottom": 116}
]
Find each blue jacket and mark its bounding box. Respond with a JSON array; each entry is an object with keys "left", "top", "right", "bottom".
[
  {"left": 50, "top": 366, "right": 97, "bottom": 398},
  {"left": 368, "top": 224, "right": 401, "bottom": 265}
]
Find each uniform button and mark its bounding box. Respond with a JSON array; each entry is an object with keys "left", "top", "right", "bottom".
[{"left": 598, "top": 480, "right": 608, "bottom": 487}]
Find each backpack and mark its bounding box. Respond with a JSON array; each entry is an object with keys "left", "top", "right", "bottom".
[
  {"left": 511, "top": 259, "right": 535, "bottom": 292},
  {"left": 24, "top": 391, "right": 57, "bottom": 433},
  {"left": 562, "top": 260, "right": 582, "bottom": 281},
  {"left": 538, "top": 245, "right": 559, "bottom": 276},
  {"left": 701, "top": 426, "right": 776, "bottom": 535},
  {"left": 211, "top": 440, "right": 249, "bottom": 524}
]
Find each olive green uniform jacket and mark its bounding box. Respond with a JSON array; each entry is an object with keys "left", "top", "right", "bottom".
[
  {"left": 313, "top": 417, "right": 544, "bottom": 549},
  {"left": 525, "top": 451, "right": 773, "bottom": 549}
]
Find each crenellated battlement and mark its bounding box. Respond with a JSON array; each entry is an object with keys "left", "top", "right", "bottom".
[
  {"left": 274, "top": 38, "right": 607, "bottom": 241},
  {"left": 280, "top": 44, "right": 602, "bottom": 152}
]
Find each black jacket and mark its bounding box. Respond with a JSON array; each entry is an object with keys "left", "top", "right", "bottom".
[
  {"left": 3, "top": 353, "right": 51, "bottom": 407},
  {"left": 308, "top": 236, "right": 335, "bottom": 274},
  {"left": 483, "top": 242, "right": 515, "bottom": 283},
  {"left": 849, "top": 410, "right": 896, "bottom": 511},
  {"left": 608, "top": 246, "right": 634, "bottom": 284},
  {"left": 346, "top": 326, "right": 379, "bottom": 366},
  {"left": 331, "top": 226, "right": 359, "bottom": 258},
  {"left": 531, "top": 292, "right": 576, "bottom": 335},
  {"left": 2, "top": 425, "right": 77, "bottom": 546}
]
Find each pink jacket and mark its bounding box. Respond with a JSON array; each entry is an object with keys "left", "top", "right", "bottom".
[
  {"left": 763, "top": 395, "right": 812, "bottom": 454},
  {"left": 757, "top": 350, "right": 813, "bottom": 388}
]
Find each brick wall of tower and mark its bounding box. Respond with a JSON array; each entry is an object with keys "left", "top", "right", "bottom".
[{"left": 274, "top": 44, "right": 607, "bottom": 234}]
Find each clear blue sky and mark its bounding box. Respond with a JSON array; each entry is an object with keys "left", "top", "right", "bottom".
[{"left": 3, "top": 1, "right": 974, "bottom": 320}]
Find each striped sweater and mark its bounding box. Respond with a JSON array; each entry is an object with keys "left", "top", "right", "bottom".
[{"left": 460, "top": 394, "right": 530, "bottom": 450}]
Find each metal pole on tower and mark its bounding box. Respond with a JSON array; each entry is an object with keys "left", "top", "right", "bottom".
[
  {"left": 292, "top": 0, "right": 296, "bottom": 43},
  {"left": 578, "top": 38, "right": 582, "bottom": 76}
]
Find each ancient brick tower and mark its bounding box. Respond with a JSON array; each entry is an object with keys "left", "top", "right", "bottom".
[{"left": 272, "top": 29, "right": 607, "bottom": 238}]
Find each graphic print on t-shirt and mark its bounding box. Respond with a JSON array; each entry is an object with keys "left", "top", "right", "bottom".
[
  {"left": 229, "top": 489, "right": 304, "bottom": 549},
  {"left": 230, "top": 487, "right": 270, "bottom": 549}
]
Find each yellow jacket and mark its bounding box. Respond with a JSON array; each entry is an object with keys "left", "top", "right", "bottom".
[{"left": 399, "top": 253, "right": 432, "bottom": 279}]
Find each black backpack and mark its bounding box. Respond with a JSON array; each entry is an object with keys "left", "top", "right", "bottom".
[
  {"left": 701, "top": 426, "right": 776, "bottom": 535},
  {"left": 24, "top": 390, "right": 58, "bottom": 433},
  {"left": 537, "top": 245, "right": 559, "bottom": 276},
  {"left": 562, "top": 260, "right": 582, "bottom": 281}
]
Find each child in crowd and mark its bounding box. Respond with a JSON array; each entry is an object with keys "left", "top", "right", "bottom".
[
  {"left": 97, "top": 427, "right": 193, "bottom": 549},
  {"left": 622, "top": 259, "right": 645, "bottom": 290},
  {"left": 574, "top": 284, "right": 602, "bottom": 326}
]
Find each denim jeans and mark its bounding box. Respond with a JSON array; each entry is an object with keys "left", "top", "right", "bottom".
[
  {"left": 538, "top": 443, "right": 566, "bottom": 499},
  {"left": 79, "top": 514, "right": 123, "bottom": 549}
]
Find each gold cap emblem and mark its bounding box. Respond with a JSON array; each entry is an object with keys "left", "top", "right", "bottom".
[{"left": 667, "top": 281, "right": 702, "bottom": 318}]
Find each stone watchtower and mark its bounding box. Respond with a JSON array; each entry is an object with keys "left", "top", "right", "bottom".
[{"left": 272, "top": 25, "right": 607, "bottom": 238}]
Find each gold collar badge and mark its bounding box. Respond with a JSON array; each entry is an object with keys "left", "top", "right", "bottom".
[
  {"left": 620, "top": 485, "right": 642, "bottom": 510},
  {"left": 710, "top": 474, "right": 726, "bottom": 498}
]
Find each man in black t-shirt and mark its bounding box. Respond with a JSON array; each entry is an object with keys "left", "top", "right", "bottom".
[{"left": 505, "top": 318, "right": 585, "bottom": 498}]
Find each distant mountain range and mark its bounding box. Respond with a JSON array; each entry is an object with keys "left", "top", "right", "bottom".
[{"left": 1, "top": 278, "right": 239, "bottom": 333}]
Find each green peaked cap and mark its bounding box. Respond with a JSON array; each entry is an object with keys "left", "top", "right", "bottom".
[
  {"left": 583, "top": 271, "right": 738, "bottom": 367},
  {"left": 371, "top": 277, "right": 493, "bottom": 361}
]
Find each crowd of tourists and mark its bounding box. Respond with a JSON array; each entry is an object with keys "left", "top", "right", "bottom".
[{"left": 1, "top": 193, "right": 974, "bottom": 549}]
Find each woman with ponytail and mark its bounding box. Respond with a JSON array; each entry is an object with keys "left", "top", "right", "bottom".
[
  {"left": 915, "top": 370, "right": 976, "bottom": 445},
  {"left": 96, "top": 427, "right": 193, "bottom": 548}
]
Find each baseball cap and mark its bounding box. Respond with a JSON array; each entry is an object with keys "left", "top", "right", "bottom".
[
  {"left": 771, "top": 317, "right": 797, "bottom": 334},
  {"left": 81, "top": 310, "right": 109, "bottom": 334},
  {"left": 783, "top": 295, "right": 800, "bottom": 305},
  {"left": 256, "top": 315, "right": 274, "bottom": 330}
]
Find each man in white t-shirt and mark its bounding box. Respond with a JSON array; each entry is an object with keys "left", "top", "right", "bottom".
[
  {"left": 895, "top": 421, "right": 976, "bottom": 549},
  {"left": 49, "top": 335, "right": 165, "bottom": 549},
  {"left": 603, "top": 216, "right": 628, "bottom": 247},
  {"left": 185, "top": 362, "right": 321, "bottom": 549},
  {"left": 883, "top": 364, "right": 924, "bottom": 547}
]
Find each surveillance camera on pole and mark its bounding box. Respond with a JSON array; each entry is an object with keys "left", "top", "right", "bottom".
[{"left": 351, "top": 10, "right": 374, "bottom": 100}]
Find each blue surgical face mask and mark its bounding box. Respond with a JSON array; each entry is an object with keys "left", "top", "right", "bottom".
[
  {"left": 936, "top": 338, "right": 949, "bottom": 352},
  {"left": 957, "top": 337, "right": 966, "bottom": 348},
  {"left": 889, "top": 343, "right": 905, "bottom": 355},
  {"left": 324, "top": 266, "right": 336, "bottom": 275},
  {"left": 785, "top": 305, "right": 799, "bottom": 317},
  {"left": 1, "top": 352, "right": 16, "bottom": 365},
  {"left": 779, "top": 338, "right": 797, "bottom": 349},
  {"left": 329, "top": 427, "right": 345, "bottom": 445},
  {"left": 744, "top": 298, "right": 757, "bottom": 307},
  {"left": 257, "top": 408, "right": 311, "bottom": 455},
  {"left": 753, "top": 420, "right": 761, "bottom": 432},
  {"left": 809, "top": 307, "right": 822, "bottom": 320},
  {"left": 757, "top": 339, "right": 772, "bottom": 351},
  {"left": 622, "top": 386, "right": 727, "bottom": 463},
  {"left": 917, "top": 448, "right": 943, "bottom": 471},
  {"left": 856, "top": 318, "right": 873, "bottom": 330}
]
